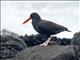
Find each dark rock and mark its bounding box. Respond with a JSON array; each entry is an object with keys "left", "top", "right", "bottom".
[
  {"left": 71, "top": 32, "right": 80, "bottom": 50},
  {"left": 13, "top": 45, "right": 76, "bottom": 60},
  {"left": 51, "top": 37, "right": 71, "bottom": 45},
  {"left": 20, "top": 34, "right": 71, "bottom": 47},
  {"left": 71, "top": 32, "right": 80, "bottom": 60},
  {"left": 21, "top": 34, "right": 48, "bottom": 47},
  {"left": 0, "top": 29, "right": 73, "bottom": 60},
  {"left": 0, "top": 29, "right": 27, "bottom": 60}
]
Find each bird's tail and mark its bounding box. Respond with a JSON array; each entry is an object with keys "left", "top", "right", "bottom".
[{"left": 66, "top": 29, "right": 71, "bottom": 32}]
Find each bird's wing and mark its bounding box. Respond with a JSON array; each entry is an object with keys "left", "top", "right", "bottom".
[
  {"left": 38, "top": 20, "right": 53, "bottom": 32},
  {"left": 38, "top": 20, "right": 67, "bottom": 33}
]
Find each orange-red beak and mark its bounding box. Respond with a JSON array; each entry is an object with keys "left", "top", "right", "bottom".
[{"left": 23, "top": 17, "right": 31, "bottom": 24}]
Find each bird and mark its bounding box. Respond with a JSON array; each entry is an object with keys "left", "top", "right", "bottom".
[{"left": 23, "top": 12, "right": 71, "bottom": 47}]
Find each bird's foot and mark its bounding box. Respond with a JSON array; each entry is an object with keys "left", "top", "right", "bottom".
[
  {"left": 40, "top": 43, "right": 48, "bottom": 47},
  {"left": 40, "top": 37, "right": 51, "bottom": 47}
]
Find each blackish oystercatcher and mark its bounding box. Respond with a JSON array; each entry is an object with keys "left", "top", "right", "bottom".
[{"left": 23, "top": 12, "right": 71, "bottom": 46}]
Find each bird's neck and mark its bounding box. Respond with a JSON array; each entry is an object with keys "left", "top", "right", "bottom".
[
  {"left": 32, "top": 19, "right": 41, "bottom": 31},
  {"left": 32, "top": 19, "right": 40, "bottom": 25}
]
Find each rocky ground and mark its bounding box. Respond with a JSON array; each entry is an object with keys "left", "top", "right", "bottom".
[{"left": 0, "top": 29, "right": 80, "bottom": 60}]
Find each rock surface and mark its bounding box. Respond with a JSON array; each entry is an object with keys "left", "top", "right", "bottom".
[
  {"left": 12, "top": 31, "right": 80, "bottom": 60},
  {"left": 20, "top": 34, "right": 71, "bottom": 47},
  {"left": 71, "top": 32, "right": 80, "bottom": 50},
  {"left": 13, "top": 45, "right": 75, "bottom": 60},
  {"left": 0, "top": 29, "right": 27, "bottom": 60},
  {"left": 71, "top": 32, "right": 80, "bottom": 60},
  {"left": 0, "top": 29, "right": 80, "bottom": 60}
]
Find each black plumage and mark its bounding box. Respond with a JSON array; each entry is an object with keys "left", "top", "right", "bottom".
[{"left": 23, "top": 12, "right": 70, "bottom": 37}]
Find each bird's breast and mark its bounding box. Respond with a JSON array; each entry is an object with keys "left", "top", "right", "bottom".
[{"left": 32, "top": 21, "right": 39, "bottom": 32}]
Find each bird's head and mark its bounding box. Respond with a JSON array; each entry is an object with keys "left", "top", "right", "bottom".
[{"left": 23, "top": 12, "right": 41, "bottom": 24}]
